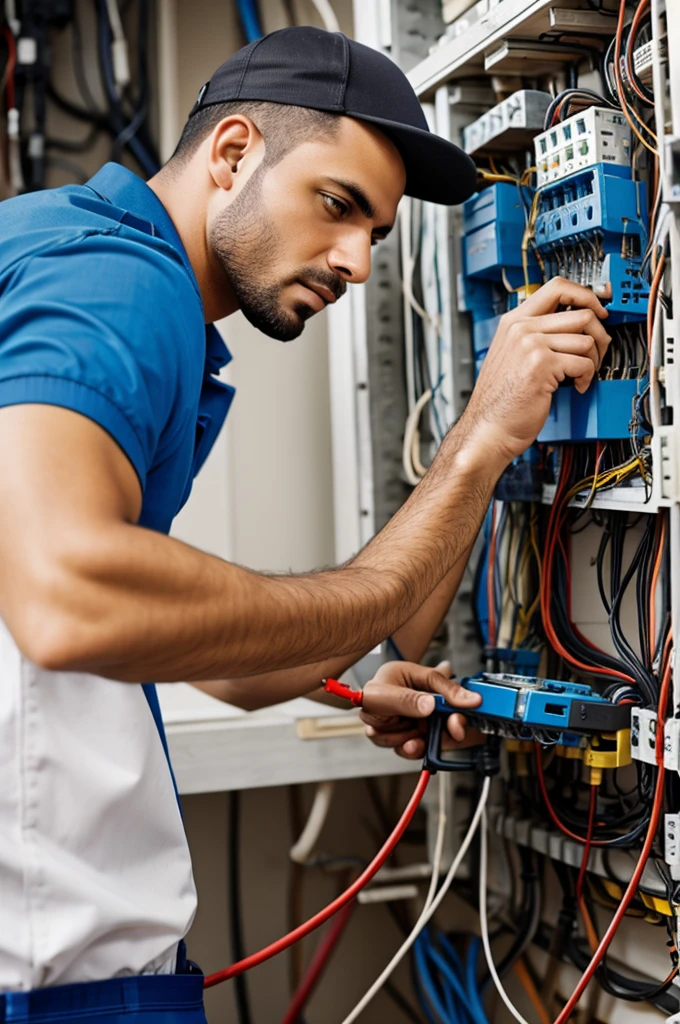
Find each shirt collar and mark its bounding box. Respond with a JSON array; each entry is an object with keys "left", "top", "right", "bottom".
[
  {"left": 86, "top": 163, "right": 233, "bottom": 374},
  {"left": 85, "top": 163, "right": 197, "bottom": 291}
]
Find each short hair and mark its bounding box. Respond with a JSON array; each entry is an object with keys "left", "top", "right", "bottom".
[{"left": 167, "top": 100, "right": 341, "bottom": 169}]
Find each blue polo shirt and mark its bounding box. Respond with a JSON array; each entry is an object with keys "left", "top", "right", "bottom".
[{"left": 0, "top": 163, "right": 235, "bottom": 534}]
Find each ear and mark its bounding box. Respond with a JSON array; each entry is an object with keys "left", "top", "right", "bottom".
[{"left": 207, "top": 116, "right": 264, "bottom": 192}]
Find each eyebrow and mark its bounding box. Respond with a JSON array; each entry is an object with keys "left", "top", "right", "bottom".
[{"left": 325, "top": 177, "right": 393, "bottom": 238}]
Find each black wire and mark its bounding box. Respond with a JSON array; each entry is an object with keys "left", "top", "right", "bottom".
[
  {"left": 229, "top": 791, "right": 253, "bottom": 1024},
  {"left": 95, "top": 0, "right": 158, "bottom": 176}
]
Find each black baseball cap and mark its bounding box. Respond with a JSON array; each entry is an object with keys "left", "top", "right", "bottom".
[{"left": 189, "top": 26, "right": 477, "bottom": 206}]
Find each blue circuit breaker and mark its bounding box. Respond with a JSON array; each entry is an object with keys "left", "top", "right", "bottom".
[
  {"left": 463, "top": 183, "right": 541, "bottom": 289},
  {"left": 538, "top": 378, "right": 648, "bottom": 443}
]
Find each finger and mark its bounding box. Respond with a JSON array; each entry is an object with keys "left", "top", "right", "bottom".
[
  {"left": 447, "top": 712, "right": 467, "bottom": 743},
  {"left": 365, "top": 725, "right": 422, "bottom": 748},
  {"left": 395, "top": 737, "right": 426, "bottom": 760},
  {"left": 444, "top": 716, "right": 485, "bottom": 749},
  {"left": 551, "top": 352, "right": 596, "bottom": 393},
  {"left": 521, "top": 277, "right": 609, "bottom": 319},
  {"left": 528, "top": 309, "right": 611, "bottom": 356},
  {"left": 360, "top": 711, "right": 415, "bottom": 730},
  {"left": 543, "top": 333, "right": 600, "bottom": 372},
  {"left": 434, "top": 660, "right": 452, "bottom": 677}
]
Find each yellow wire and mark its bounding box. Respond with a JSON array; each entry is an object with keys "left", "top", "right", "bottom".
[{"left": 479, "top": 171, "right": 518, "bottom": 185}]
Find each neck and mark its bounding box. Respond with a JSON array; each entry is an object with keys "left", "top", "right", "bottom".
[{"left": 147, "top": 166, "right": 239, "bottom": 324}]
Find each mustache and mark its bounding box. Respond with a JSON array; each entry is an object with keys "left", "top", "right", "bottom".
[{"left": 292, "top": 268, "right": 347, "bottom": 302}]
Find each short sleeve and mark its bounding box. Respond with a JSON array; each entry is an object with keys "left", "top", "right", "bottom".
[{"left": 0, "top": 228, "right": 203, "bottom": 490}]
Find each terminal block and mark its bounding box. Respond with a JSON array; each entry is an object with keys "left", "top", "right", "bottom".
[
  {"left": 534, "top": 106, "right": 632, "bottom": 187},
  {"left": 534, "top": 164, "right": 649, "bottom": 324}
]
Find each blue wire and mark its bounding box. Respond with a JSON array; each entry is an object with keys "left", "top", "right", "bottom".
[
  {"left": 465, "top": 938, "right": 490, "bottom": 1024},
  {"left": 433, "top": 930, "right": 465, "bottom": 976},
  {"left": 236, "top": 0, "right": 263, "bottom": 41},
  {"left": 412, "top": 962, "right": 439, "bottom": 1024},
  {"left": 426, "top": 942, "right": 478, "bottom": 1024},
  {"left": 414, "top": 934, "right": 456, "bottom": 1024}
]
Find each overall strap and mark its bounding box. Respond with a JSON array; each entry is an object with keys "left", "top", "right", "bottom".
[
  {"left": 141, "top": 683, "right": 188, "bottom": 972},
  {"left": 141, "top": 682, "right": 182, "bottom": 809}
]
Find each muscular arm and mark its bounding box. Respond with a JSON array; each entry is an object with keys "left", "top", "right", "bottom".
[
  {"left": 194, "top": 546, "right": 473, "bottom": 710},
  {"left": 0, "top": 279, "right": 609, "bottom": 683},
  {"left": 0, "top": 403, "right": 489, "bottom": 682}
]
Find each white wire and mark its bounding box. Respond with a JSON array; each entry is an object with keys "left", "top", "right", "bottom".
[
  {"left": 402, "top": 388, "right": 432, "bottom": 486},
  {"left": 340, "top": 775, "right": 491, "bottom": 1024},
  {"left": 289, "top": 781, "right": 335, "bottom": 864},
  {"left": 105, "top": 0, "right": 130, "bottom": 91},
  {"left": 309, "top": 0, "right": 341, "bottom": 32},
  {"left": 479, "top": 805, "right": 532, "bottom": 1024}
]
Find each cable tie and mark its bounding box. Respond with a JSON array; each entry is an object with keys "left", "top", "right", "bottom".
[{"left": 323, "top": 677, "right": 364, "bottom": 707}]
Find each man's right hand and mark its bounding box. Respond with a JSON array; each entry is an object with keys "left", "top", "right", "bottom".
[{"left": 457, "top": 277, "right": 612, "bottom": 467}]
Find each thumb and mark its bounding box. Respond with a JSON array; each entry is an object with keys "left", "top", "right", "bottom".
[{"left": 362, "top": 680, "right": 437, "bottom": 719}]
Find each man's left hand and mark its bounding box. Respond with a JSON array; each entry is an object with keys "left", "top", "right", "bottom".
[{"left": 360, "top": 660, "right": 484, "bottom": 760}]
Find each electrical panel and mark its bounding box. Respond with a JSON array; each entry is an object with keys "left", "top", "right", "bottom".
[{"left": 339, "top": 0, "right": 680, "bottom": 1020}]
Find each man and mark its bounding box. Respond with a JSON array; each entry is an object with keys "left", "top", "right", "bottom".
[{"left": 0, "top": 24, "right": 610, "bottom": 1021}]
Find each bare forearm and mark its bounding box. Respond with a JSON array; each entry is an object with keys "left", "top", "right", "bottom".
[
  {"left": 390, "top": 544, "right": 473, "bottom": 661},
  {"left": 10, "top": 426, "right": 500, "bottom": 681},
  {"left": 192, "top": 547, "right": 473, "bottom": 709}
]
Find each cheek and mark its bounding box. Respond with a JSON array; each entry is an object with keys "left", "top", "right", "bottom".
[{"left": 260, "top": 183, "right": 335, "bottom": 260}]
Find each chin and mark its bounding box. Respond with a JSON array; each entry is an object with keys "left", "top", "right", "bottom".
[{"left": 242, "top": 305, "right": 308, "bottom": 342}]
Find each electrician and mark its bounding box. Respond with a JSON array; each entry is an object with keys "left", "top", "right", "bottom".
[{"left": 0, "top": 25, "right": 611, "bottom": 1023}]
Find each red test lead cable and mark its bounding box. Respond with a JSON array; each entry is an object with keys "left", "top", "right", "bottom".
[
  {"left": 203, "top": 768, "right": 430, "bottom": 988},
  {"left": 323, "top": 677, "right": 364, "bottom": 706}
]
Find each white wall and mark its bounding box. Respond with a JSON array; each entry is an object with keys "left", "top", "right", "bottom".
[{"left": 166, "top": 0, "right": 353, "bottom": 573}]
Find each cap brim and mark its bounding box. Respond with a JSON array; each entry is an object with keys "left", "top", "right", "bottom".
[{"left": 346, "top": 110, "right": 477, "bottom": 206}]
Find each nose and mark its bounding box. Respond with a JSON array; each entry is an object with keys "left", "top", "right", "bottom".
[{"left": 327, "top": 229, "right": 372, "bottom": 286}]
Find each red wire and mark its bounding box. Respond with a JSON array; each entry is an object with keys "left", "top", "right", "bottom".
[
  {"left": 540, "top": 449, "right": 634, "bottom": 684},
  {"left": 553, "top": 653, "right": 672, "bottom": 1024},
  {"left": 576, "top": 784, "right": 597, "bottom": 899},
  {"left": 203, "top": 769, "right": 431, "bottom": 988},
  {"left": 534, "top": 746, "right": 611, "bottom": 848},
  {"left": 280, "top": 899, "right": 355, "bottom": 1024},
  {"left": 2, "top": 26, "right": 16, "bottom": 110}
]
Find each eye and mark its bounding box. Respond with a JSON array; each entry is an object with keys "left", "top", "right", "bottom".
[{"left": 321, "top": 193, "right": 349, "bottom": 218}]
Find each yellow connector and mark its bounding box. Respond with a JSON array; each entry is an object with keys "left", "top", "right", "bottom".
[
  {"left": 505, "top": 739, "right": 533, "bottom": 777},
  {"left": 640, "top": 892, "right": 673, "bottom": 917},
  {"left": 505, "top": 740, "right": 534, "bottom": 753},
  {"left": 555, "top": 744, "right": 584, "bottom": 760},
  {"left": 584, "top": 729, "right": 631, "bottom": 771}
]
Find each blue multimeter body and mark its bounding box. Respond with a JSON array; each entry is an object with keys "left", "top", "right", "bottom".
[{"left": 424, "top": 673, "right": 631, "bottom": 773}]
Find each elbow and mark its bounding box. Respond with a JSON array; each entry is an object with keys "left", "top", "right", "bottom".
[
  {"left": 11, "top": 602, "right": 93, "bottom": 674},
  {"left": 4, "top": 561, "right": 103, "bottom": 674}
]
